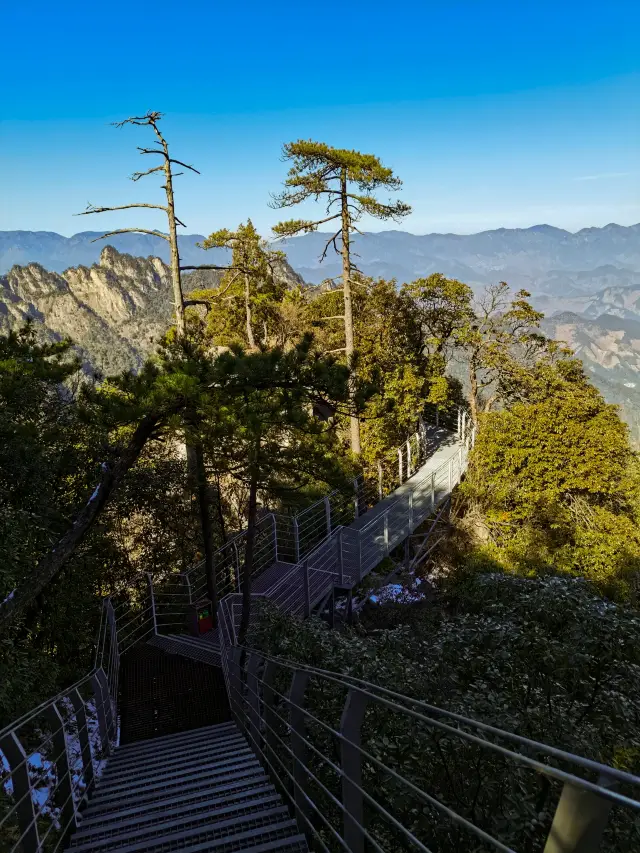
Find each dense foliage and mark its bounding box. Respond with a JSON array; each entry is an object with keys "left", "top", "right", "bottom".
[
  {"left": 461, "top": 353, "right": 640, "bottom": 600},
  {"left": 250, "top": 575, "right": 640, "bottom": 851}
]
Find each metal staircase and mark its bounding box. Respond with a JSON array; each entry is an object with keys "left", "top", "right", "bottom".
[
  {"left": 4, "top": 406, "right": 639, "bottom": 853},
  {"left": 66, "top": 722, "right": 308, "bottom": 853}
]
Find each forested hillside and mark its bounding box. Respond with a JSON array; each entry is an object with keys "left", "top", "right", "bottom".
[{"left": 2, "top": 113, "right": 639, "bottom": 852}]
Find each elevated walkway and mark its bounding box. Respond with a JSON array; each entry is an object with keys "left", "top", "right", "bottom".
[
  {"left": 136, "top": 418, "right": 469, "bottom": 669},
  {"left": 3, "top": 407, "right": 640, "bottom": 853}
]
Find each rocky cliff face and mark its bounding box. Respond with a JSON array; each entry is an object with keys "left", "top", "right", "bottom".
[
  {"left": 0, "top": 247, "right": 176, "bottom": 375},
  {"left": 0, "top": 246, "right": 307, "bottom": 376}
]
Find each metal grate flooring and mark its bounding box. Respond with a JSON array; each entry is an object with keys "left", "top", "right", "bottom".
[
  {"left": 119, "top": 642, "right": 230, "bottom": 745},
  {"left": 66, "top": 722, "right": 308, "bottom": 853}
]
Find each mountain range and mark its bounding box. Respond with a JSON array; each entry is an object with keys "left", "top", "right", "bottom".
[
  {"left": 3, "top": 224, "right": 640, "bottom": 292},
  {"left": 2, "top": 223, "right": 640, "bottom": 438}
]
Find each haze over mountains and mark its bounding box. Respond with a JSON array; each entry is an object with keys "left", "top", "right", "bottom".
[
  {"left": 3, "top": 223, "right": 640, "bottom": 438},
  {"left": 3, "top": 223, "right": 640, "bottom": 290}
]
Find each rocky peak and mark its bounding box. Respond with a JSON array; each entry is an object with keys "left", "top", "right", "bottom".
[{"left": 0, "top": 246, "right": 308, "bottom": 377}]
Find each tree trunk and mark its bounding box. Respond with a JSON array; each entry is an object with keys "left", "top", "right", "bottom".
[
  {"left": 237, "top": 451, "right": 260, "bottom": 648},
  {"left": 244, "top": 272, "right": 256, "bottom": 349},
  {"left": 194, "top": 441, "right": 217, "bottom": 624},
  {"left": 340, "top": 169, "right": 361, "bottom": 455},
  {"left": 162, "top": 145, "right": 186, "bottom": 337},
  {"left": 0, "top": 411, "right": 165, "bottom": 636},
  {"left": 469, "top": 358, "right": 479, "bottom": 425}
]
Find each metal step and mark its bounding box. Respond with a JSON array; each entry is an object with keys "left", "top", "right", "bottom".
[
  {"left": 112, "top": 721, "right": 237, "bottom": 758},
  {"left": 94, "top": 752, "right": 259, "bottom": 796},
  {"left": 81, "top": 766, "right": 270, "bottom": 816},
  {"left": 149, "top": 633, "right": 221, "bottom": 665},
  {"left": 76, "top": 781, "right": 278, "bottom": 830},
  {"left": 71, "top": 792, "right": 282, "bottom": 846},
  {"left": 99, "top": 736, "right": 250, "bottom": 782},
  {"left": 71, "top": 817, "right": 302, "bottom": 853},
  {"left": 232, "top": 838, "right": 308, "bottom": 853},
  {"left": 69, "top": 805, "right": 290, "bottom": 852}
]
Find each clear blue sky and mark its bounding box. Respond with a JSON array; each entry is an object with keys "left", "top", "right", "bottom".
[{"left": 1, "top": 0, "right": 639, "bottom": 237}]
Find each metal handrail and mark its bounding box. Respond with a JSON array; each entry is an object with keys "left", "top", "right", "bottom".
[
  {"left": 0, "top": 405, "right": 469, "bottom": 853},
  {"left": 223, "top": 645, "right": 640, "bottom": 853},
  {"left": 0, "top": 598, "right": 120, "bottom": 853}
]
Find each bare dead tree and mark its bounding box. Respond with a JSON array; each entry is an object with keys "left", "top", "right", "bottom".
[
  {"left": 76, "top": 111, "right": 225, "bottom": 616},
  {"left": 77, "top": 111, "right": 200, "bottom": 336}
]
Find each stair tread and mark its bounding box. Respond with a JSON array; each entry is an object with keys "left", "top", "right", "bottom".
[
  {"left": 72, "top": 792, "right": 282, "bottom": 842},
  {"left": 69, "top": 817, "right": 301, "bottom": 853},
  {"left": 69, "top": 805, "right": 290, "bottom": 852},
  {"left": 82, "top": 767, "right": 270, "bottom": 814},
  {"left": 113, "top": 721, "right": 237, "bottom": 755},
  {"left": 100, "top": 738, "right": 251, "bottom": 781},
  {"left": 77, "top": 781, "right": 278, "bottom": 829},
  {"left": 95, "top": 753, "right": 260, "bottom": 794}
]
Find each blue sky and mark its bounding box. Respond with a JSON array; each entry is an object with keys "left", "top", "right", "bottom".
[{"left": 1, "top": 0, "right": 639, "bottom": 236}]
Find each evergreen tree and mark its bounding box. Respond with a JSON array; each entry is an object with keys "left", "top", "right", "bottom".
[
  {"left": 461, "top": 353, "right": 640, "bottom": 599},
  {"left": 271, "top": 140, "right": 411, "bottom": 454},
  {"left": 195, "top": 220, "right": 287, "bottom": 349}
]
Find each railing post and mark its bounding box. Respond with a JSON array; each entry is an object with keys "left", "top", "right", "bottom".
[
  {"left": 271, "top": 513, "right": 278, "bottom": 562},
  {"left": 377, "top": 462, "right": 383, "bottom": 500},
  {"left": 340, "top": 688, "right": 369, "bottom": 853},
  {"left": 0, "top": 731, "right": 40, "bottom": 853},
  {"left": 180, "top": 571, "right": 193, "bottom": 605},
  {"left": 457, "top": 407, "right": 461, "bottom": 438},
  {"left": 43, "top": 701, "right": 77, "bottom": 842},
  {"left": 146, "top": 572, "right": 157, "bottom": 634},
  {"left": 289, "top": 670, "right": 312, "bottom": 832},
  {"left": 302, "top": 559, "right": 311, "bottom": 618},
  {"left": 90, "top": 668, "right": 113, "bottom": 756},
  {"left": 406, "top": 439, "right": 412, "bottom": 477},
  {"left": 431, "top": 472, "right": 436, "bottom": 508},
  {"left": 448, "top": 458, "right": 453, "bottom": 492},
  {"left": 471, "top": 425, "right": 477, "bottom": 448},
  {"left": 462, "top": 409, "right": 467, "bottom": 440},
  {"left": 324, "top": 496, "right": 332, "bottom": 537},
  {"left": 246, "top": 653, "right": 262, "bottom": 753},
  {"left": 398, "top": 448, "right": 403, "bottom": 484},
  {"left": 233, "top": 541, "right": 241, "bottom": 593},
  {"left": 458, "top": 447, "right": 463, "bottom": 481},
  {"left": 337, "top": 528, "right": 345, "bottom": 585},
  {"left": 262, "top": 660, "right": 279, "bottom": 762},
  {"left": 293, "top": 517, "right": 300, "bottom": 564},
  {"left": 357, "top": 535, "right": 363, "bottom": 583},
  {"left": 384, "top": 511, "right": 389, "bottom": 554},
  {"left": 69, "top": 687, "right": 96, "bottom": 801},
  {"left": 543, "top": 774, "right": 618, "bottom": 853}
]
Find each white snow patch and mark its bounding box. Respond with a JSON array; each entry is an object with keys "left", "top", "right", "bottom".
[{"left": 370, "top": 577, "right": 428, "bottom": 605}]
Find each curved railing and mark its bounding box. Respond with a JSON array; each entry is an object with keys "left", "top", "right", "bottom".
[
  {"left": 224, "top": 647, "right": 640, "bottom": 853},
  {"left": 0, "top": 404, "right": 470, "bottom": 852},
  {"left": 0, "top": 603, "right": 119, "bottom": 853}
]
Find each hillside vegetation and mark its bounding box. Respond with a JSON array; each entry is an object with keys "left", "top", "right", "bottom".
[{"left": 2, "top": 114, "right": 639, "bottom": 851}]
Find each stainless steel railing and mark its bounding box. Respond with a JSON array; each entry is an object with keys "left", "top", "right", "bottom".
[
  {"left": 0, "top": 602, "right": 119, "bottom": 853},
  {"left": 224, "top": 647, "right": 640, "bottom": 853}
]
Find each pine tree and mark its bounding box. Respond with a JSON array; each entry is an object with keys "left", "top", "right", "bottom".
[
  {"left": 271, "top": 141, "right": 411, "bottom": 454},
  {"left": 196, "top": 220, "right": 287, "bottom": 349}
]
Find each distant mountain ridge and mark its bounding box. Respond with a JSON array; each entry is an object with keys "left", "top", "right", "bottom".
[
  {"left": 3, "top": 223, "right": 640, "bottom": 440},
  {"left": 2, "top": 224, "right": 640, "bottom": 293}
]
